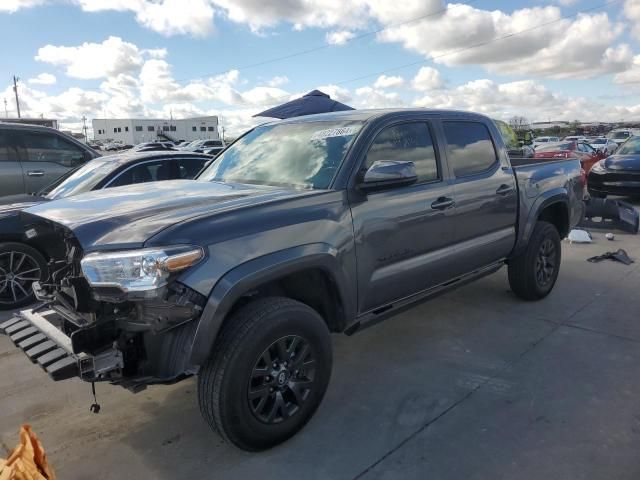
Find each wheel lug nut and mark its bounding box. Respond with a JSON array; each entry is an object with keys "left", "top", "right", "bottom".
[
  {"left": 269, "top": 387, "right": 274, "bottom": 392},
  {"left": 265, "top": 376, "right": 270, "bottom": 381}
]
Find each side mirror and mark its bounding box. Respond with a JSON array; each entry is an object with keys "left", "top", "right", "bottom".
[{"left": 359, "top": 160, "right": 418, "bottom": 192}]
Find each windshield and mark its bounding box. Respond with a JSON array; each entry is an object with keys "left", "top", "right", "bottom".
[
  {"left": 45, "top": 158, "right": 117, "bottom": 199},
  {"left": 611, "top": 131, "right": 631, "bottom": 139},
  {"left": 616, "top": 138, "right": 640, "bottom": 155},
  {"left": 198, "top": 121, "right": 363, "bottom": 189},
  {"left": 537, "top": 142, "right": 574, "bottom": 152},
  {"left": 591, "top": 138, "right": 606, "bottom": 144},
  {"left": 536, "top": 138, "right": 549, "bottom": 143}
]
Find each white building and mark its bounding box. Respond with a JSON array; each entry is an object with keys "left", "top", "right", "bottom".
[{"left": 92, "top": 116, "right": 219, "bottom": 144}]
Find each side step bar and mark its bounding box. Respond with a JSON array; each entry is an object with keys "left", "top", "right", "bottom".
[{"left": 0, "top": 310, "right": 83, "bottom": 381}]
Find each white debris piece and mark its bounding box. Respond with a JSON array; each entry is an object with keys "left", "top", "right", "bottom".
[{"left": 568, "top": 229, "right": 593, "bottom": 244}]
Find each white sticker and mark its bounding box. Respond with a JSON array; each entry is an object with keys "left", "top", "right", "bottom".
[
  {"left": 25, "top": 228, "right": 37, "bottom": 239},
  {"left": 310, "top": 127, "right": 358, "bottom": 141}
]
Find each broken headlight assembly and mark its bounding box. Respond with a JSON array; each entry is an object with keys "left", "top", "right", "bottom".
[{"left": 80, "top": 245, "right": 204, "bottom": 294}]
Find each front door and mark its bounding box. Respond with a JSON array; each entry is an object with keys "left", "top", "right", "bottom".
[
  {"left": 13, "top": 131, "right": 87, "bottom": 193},
  {"left": 440, "top": 120, "right": 518, "bottom": 277},
  {"left": 350, "top": 121, "right": 456, "bottom": 314}
]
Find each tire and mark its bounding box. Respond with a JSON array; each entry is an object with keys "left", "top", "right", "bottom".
[
  {"left": 198, "top": 297, "right": 332, "bottom": 451},
  {"left": 508, "top": 221, "right": 561, "bottom": 301},
  {"left": 0, "top": 242, "right": 47, "bottom": 311}
]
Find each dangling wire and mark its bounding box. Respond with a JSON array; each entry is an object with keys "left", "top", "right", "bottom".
[{"left": 89, "top": 382, "right": 101, "bottom": 414}]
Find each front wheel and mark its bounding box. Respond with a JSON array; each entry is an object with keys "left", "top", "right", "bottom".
[
  {"left": 198, "top": 297, "right": 332, "bottom": 451},
  {"left": 508, "top": 221, "right": 561, "bottom": 301},
  {"left": 0, "top": 242, "right": 47, "bottom": 310}
]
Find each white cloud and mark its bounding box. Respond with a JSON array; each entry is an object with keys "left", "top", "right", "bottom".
[
  {"left": 411, "top": 67, "right": 444, "bottom": 91},
  {"left": 267, "top": 75, "right": 289, "bottom": 87},
  {"left": 314, "top": 84, "right": 352, "bottom": 103},
  {"left": 373, "top": 75, "right": 404, "bottom": 89},
  {"left": 355, "top": 86, "right": 405, "bottom": 109},
  {"left": 379, "top": 5, "right": 632, "bottom": 79},
  {"left": 325, "top": 30, "right": 355, "bottom": 45},
  {"left": 0, "top": 0, "right": 44, "bottom": 13},
  {"left": 28, "top": 73, "right": 56, "bottom": 85},
  {"left": 614, "top": 55, "right": 640, "bottom": 85},
  {"left": 624, "top": 0, "right": 640, "bottom": 40},
  {"left": 36, "top": 36, "right": 146, "bottom": 79},
  {"left": 73, "top": 0, "right": 215, "bottom": 36}
]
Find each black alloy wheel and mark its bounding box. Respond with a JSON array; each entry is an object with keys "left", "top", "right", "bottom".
[
  {"left": 248, "top": 335, "right": 316, "bottom": 424},
  {"left": 0, "top": 243, "right": 47, "bottom": 310},
  {"left": 535, "top": 238, "right": 557, "bottom": 288}
]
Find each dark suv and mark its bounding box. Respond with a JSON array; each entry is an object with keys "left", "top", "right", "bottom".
[{"left": 0, "top": 122, "right": 99, "bottom": 196}]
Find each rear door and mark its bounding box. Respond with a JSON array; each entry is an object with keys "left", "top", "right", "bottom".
[
  {"left": 351, "top": 120, "right": 456, "bottom": 313},
  {"left": 440, "top": 120, "right": 518, "bottom": 276},
  {"left": 13, "top": 131, "right": 88, "bottom": 193},
  {"left": 0, "top": 130, "right": 25, "bottom": 195}
]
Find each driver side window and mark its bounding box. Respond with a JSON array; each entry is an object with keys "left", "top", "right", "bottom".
[{"left": 364, "top": 122, "right": 438, "bottom": 183}]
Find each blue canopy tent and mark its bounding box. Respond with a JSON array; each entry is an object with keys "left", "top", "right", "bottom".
[{"left": 254, "top": 90, "right": 354, "bottom": 119}]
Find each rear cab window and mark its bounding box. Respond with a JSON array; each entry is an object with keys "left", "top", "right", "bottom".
[{"left": 442, "top": 121, "right": 498, "bottom": 177}]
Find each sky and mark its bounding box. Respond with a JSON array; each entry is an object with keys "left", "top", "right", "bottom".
[{"left": 1, "top": 0, "right": 640, "bottom": 136}]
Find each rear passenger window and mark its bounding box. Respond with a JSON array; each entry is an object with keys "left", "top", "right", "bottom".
[
  {"left": 443, "top": 122, "right": 497, "bottom": 177},
  {"left": 365, "top": 123, "right": 438, "bottom": 183}
]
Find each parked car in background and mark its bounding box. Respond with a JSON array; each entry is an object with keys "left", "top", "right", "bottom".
[
  {"left": 0, "top": 151, "right": 212, "bottom": 309},
  {"left": 589, "top": 137, "right": 618, "bottom": 155},
  {"left": 588, "top": 136, "right": 640, "bottom": 198},
  {"left": 608, "top": 129, "right": 636, "bottom": 146},
  {"left": 534, "top": 140, "right": 606, "bottom": 172},
  {"left": 202, "top": 146, "right": 224, "bottom": 156},
  {"left": 181, "top": 139, "right": 226, "bottom": 153},
  {"left": 563, "top": 136, "right": 587, "bottom": 143},
  {"left": 532, "top": 136, "right": 560, "bottom": 148},
  {"left": 0, "top": 122, "right": 99, "bottom": 197},
  {"left": 132, "top": 142, "right": 177, "bottom": 152},
  {"left": 2, "top": 109, "right": 584, "bottom": 451}
]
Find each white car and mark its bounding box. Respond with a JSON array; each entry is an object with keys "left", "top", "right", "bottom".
[
  {"left": 589, "top": 138, "right": 618, "bottom": 155},
  {"left": 563, "top": 135, "right": 587, "bottom": 142},
  {"left": 608, "top": 129, "right": 636, "bottom": 146},
  {"left": 532, "top": 136, "right": 560, "bottom": 148}
]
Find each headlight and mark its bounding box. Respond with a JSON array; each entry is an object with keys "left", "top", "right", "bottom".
[
  {"left": 590, "top": 160, "right": 606, "bottom": 173},
  {"left": 81, "top": 245, "right": 204, "bottom": 293}
]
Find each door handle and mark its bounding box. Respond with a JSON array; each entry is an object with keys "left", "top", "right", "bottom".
[
  {"left": 26, "top": 170, "right": 44, "bottom": 177},
  {"left": 431, "top": 197, "right": 455, "bottom": 210},
  {"left": 496, "top": 184, "right": 515, "bottom": 196}
]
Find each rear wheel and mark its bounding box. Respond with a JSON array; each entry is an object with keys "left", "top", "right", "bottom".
[
  {"left": 508, "top": 221, "right": 561, "bottom": 301},
  {"left": 198, "top": 297, "right": 332, "bottom": 451},
  {"left": 0, "top": 243, "right": 47, "bottom": 310}
]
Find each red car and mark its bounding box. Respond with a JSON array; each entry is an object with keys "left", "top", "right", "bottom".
[{"left": 534, "top": 141, "right": 606, "bottom": 173}]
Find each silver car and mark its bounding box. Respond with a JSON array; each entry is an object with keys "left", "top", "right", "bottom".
[{"left": 0, "top": 122, "right": 99, "bottom": 196}]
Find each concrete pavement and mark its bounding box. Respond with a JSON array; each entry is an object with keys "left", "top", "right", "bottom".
[{"left": 1, "top": 209, "right": 639, "bottom": 479}]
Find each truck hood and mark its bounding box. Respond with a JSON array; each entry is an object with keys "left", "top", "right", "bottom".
[
  {"left": 22, "top": 180, "right": 316, "bottom": 251},
  {"left": 603, "top": 154, "right": 640, "bottom": 171}
]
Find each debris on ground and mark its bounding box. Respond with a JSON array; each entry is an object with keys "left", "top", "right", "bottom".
[
  {"left": 606, "top": 233, "right": 615, "bottom": 241},
  {"left": 587, "top": 249, "right": 635, "bottom": 265},
  {"left": 568, "top": 229, "right": 593, "bottom": 244},
  {"left": 0, "top": 425, "right": 56, "bottom": 480}
]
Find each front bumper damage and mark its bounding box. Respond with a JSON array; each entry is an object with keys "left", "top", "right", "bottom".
[{"left": 0, "top": 307, "right": 123, "bottom": 381}]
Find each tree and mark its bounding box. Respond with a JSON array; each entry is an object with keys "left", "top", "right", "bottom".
[{"left": 509, "top": 116, "right": 530, "bottom": 133}]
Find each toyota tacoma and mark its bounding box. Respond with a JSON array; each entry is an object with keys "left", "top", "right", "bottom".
[{"left": 1, "top": 109, "right": 584, "bottom": 451}]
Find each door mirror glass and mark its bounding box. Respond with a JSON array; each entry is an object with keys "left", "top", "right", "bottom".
[{"left": 360, "top": 160, "right": 417, "bottom": 192}]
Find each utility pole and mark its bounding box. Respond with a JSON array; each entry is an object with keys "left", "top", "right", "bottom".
[
  {"left": 12, "top": 76, "right": 21, "bottom": 118},
  {"left": 3, "top": 98, "right": 7, "bottom": 118},
  {"left": 82, "top": 115, "right": 88, "bottom": 143}
]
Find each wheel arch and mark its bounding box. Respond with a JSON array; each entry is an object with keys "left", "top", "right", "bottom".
[{"left": 189, "top": 244, "right": 355, "bottom": 366}]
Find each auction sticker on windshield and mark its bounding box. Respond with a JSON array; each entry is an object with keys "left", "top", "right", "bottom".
[{"left": 311, "top": 126, "right": 359, "bottom": 141}]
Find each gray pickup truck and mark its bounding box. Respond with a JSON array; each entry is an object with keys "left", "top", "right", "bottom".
[{"left": 1, "top": 109, "right": 584, "bottom": 451}]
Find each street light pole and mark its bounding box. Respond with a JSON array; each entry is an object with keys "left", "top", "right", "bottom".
[
  {"left": 12, "top": 76, "right": 21, "bottom": 118},
  {"left": 82, "top": 115, "right": 88, "bottom": 143}
]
